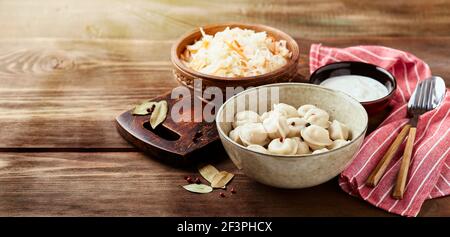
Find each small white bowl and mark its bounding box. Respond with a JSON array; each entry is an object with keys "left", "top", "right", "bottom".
[{"left": 216, "top": 83, "right": 368, "bottom": 189}]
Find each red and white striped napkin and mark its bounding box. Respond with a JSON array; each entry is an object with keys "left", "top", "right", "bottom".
[{"left": 310, "top": 44, "right": 450, "bottom": 217}]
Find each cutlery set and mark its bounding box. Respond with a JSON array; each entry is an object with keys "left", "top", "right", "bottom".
[{"left": 366, "top": 76, "right": 446, "bottom": 199}]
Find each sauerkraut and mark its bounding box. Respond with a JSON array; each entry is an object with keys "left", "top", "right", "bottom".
[{"left": 180, "top": 27, "right": 292, "bottom": 77}]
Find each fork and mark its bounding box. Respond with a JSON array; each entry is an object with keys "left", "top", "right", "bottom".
[{"left": 366, "top": 76, "right": 446, "bottom": 199}]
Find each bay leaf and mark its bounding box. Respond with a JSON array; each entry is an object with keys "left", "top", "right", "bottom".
[
  {"left": 150, "top": 100, "right": 168, "bottom": 129},
  {"left": 132, "top": 101, "right": 157, "bottom": 115},
  {"left": 182, "top": 184, "right": 213, "bottom": 194},
  {"left": 211, "top": 171, "right": 234, "bottom": 188},
  {"left": 198, "top": 164, "right": 219, "bottom": 184}
]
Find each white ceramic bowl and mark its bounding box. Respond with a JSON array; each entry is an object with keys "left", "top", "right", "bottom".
[{"left": 216, "top": 83, "right": 368, "bottom": 189}]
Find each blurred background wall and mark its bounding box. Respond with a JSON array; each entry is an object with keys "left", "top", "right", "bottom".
[{"left": 1, "top": 0, "right": 449, "bottom": 40}]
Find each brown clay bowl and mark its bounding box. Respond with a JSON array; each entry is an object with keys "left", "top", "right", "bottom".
[
  {"left": 216, "top": 83, "right": 368, "bottom": 188},
  {"left": 170, "top": 23, "right": 300, "bottom": 100}
]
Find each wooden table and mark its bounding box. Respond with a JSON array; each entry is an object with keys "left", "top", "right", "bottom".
[{"left": 0, "top": 0, "right": 448, "bottom": 216}]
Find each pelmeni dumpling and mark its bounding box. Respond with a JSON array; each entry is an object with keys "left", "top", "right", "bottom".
[
  {"left": 297, "top": 104, "right": 317, "bottom": 117},
  {"left": 286, "top": 117, "right": 307, "bottom": 137},
  {"left": 292, "top": 137, "right": 311, "bottom": 155},
  {"left": 262, "top": 113, "right": 290, "bottom": 139},
  {"left": 260, "top": 110, "right": 283, "bottom": 121},
  {"left": 267, "top": 137, "right": 298, "bottom": 155},
  {"left": 304, "top": 108, "right": 330, "bottom": 128},
  {"left": 239, "top": 123, "right": 269, "bottom": 146},
  {"left": 301, "top": 124, "right": 333, "bottom": 150},
  {"left": 229, "top": 126, "right": 243, "bottom": 145},
  {"left": 233, "top": 110, "right": 260, "bottom": 128},
  {"left": 328, "top": 139, "right": 349, "bottom": 150},
  {"left": 247, "top": 144, "right": 268, "bottom": 153},
  {"left": 273, "top": 103, "right": 299, "bottom": 118},
  {"left": 229, "top": 102, "right": 351, "bottom": 156},
  {"left": 312, "top": 148, "right": 329, "bottom": 154},
  {"left": 329, "top": 119, "right": 350, "bottom": 140}
]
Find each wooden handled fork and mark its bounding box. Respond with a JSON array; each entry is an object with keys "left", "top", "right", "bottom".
[{"left": 366, "top": 76, "right": 446, "bottom": 199}]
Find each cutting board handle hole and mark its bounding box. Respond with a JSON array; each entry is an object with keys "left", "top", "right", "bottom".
[{"left": 143, "top": 122, "right": 181, "bottom": 141}]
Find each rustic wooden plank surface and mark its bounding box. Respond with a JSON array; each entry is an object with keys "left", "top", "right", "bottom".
[
  {"left": 0, "top": 39, "right": 174, "bottom": 149},
  {"left": 0, "top": 0, "right": 449, "bottom": 216},
  {"left": 0, "top": 37, "right": 449, "bottom": 216},
  {"left": 0, "top": 152, "right": 447, "bottom": 217},
  {"left": 0, "top": 37, "right": 449, "bottom": 149}
]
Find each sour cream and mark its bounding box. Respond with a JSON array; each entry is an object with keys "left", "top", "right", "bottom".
[{"left": 320, "top": 75, "right": 389, "bottom": 102}]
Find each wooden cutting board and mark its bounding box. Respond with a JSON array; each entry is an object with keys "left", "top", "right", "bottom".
[{"left": 115, "top": 91, "right": 221, "bottom": 166}]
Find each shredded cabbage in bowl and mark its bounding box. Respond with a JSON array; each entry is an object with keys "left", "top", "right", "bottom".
[{"left": 180, "top": 27, "right": 292, "bottom": 78}]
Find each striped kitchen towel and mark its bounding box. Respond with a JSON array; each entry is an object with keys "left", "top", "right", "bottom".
[{"left": 310, "top": 44, "right": 449, "bottom": 217}]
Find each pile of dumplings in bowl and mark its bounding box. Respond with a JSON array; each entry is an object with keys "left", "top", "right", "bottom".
[{"left": 228, "top": 103, "right": 351, "bottom": 156}]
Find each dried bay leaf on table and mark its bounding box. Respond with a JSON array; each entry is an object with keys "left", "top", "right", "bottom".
[
  {"left": 211, "top": 171, "right": 234, "bottom": 188},
  {"left": 132, "top": 101, "right": 157, "bottom": 115},
  {"left": 183, "top": 184, "right": 213, "bottom": 194},
  {"left": 198, "top": 164, "right": 220, "bottom": 184},
  {"left": 150, "top": 100, "right": 168, "bottom": 129}
]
